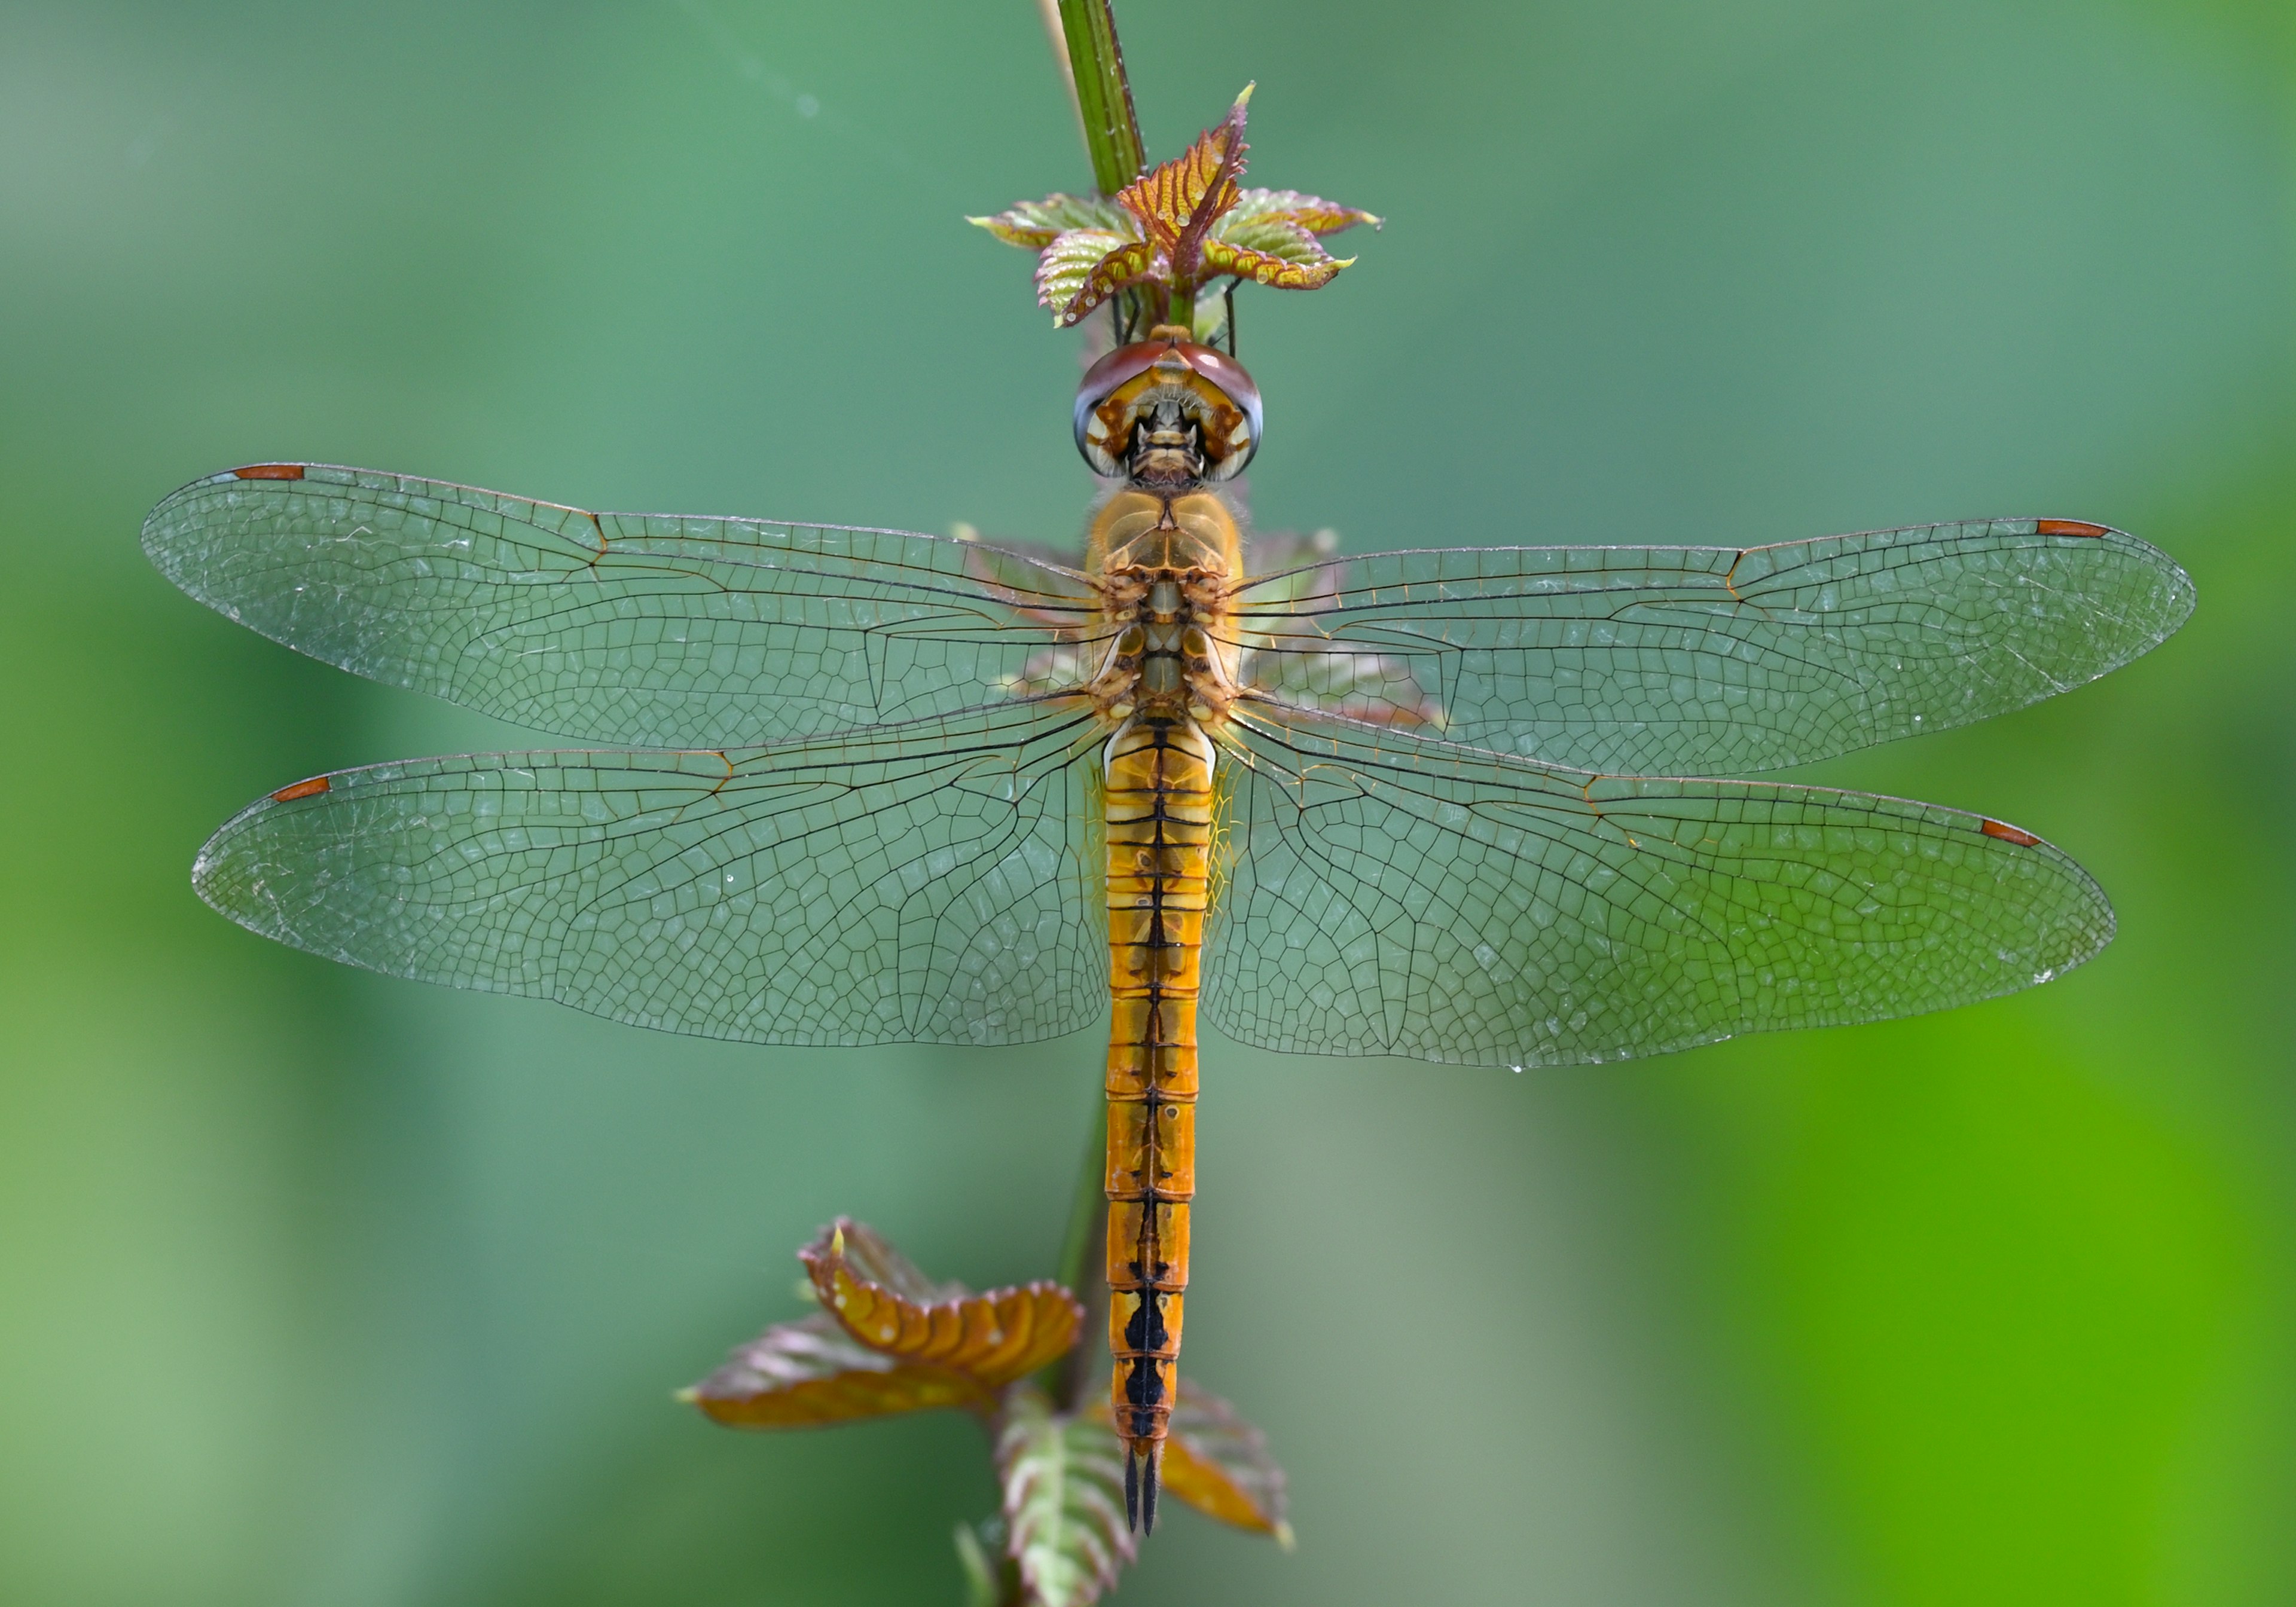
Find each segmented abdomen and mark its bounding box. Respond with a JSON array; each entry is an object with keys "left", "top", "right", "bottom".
[{"left": 1103, "top": 713, "right": 1211, "bottom": 1508}]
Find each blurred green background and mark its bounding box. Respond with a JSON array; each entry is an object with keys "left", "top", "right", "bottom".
[{"left": 3, "top": 1, "right": 2290, "bottom": 1602}]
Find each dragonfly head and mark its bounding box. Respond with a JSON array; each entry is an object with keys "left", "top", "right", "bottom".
[{"left": 1075, "top": 328, "right": 1261, "bottom": 491}]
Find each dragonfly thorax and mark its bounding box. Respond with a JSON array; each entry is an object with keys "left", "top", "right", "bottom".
[
  {"left": 1088, "top": 606, "right": 1237, "bottom": 725},
  {"left": 1090, "top": 490, "right": 1241, "bottom": 578},
  {"left": 1085, "top": 488, "right": 1244, "bottom": 726}
]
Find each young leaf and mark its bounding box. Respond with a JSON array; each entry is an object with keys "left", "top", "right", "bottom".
[
  {"left": 1158, "top": 1384, "right": 1293, "bottom": 1544},
  {"left": 970, "top": 192, "right": 1132, "bottom": 249},
  {"left": 1200, "top": 231, "right": 1352, "bottom": 292},
  {"left": 686, "top": 1312, "right": 992, "bottom": 1427},
  {"left": 1000, "top": 1389, "right": 1134, "bottom": 1607},
  {"left": 805, "top": 1218, "right": 954, "bottom": 1303},
  {"left": 1223, "top": 187, "right": 1382, "bottom": 236},
  {"left": 1048, "top": 236, "right": 1160, "bottom": 327},
  {"left": 954, "top": 1518, "right": 1018, "bottom": 1607},
  {"left": 1036, "top": 230, "right": 1139, "bottom": 320},
  {"left": 1213, "top": 211, "right": 1327, "bottom": 259},
  {"left": 969, "top": 87, "right": 1378, "bottom": 327},
  {"left": 804, "top": 1220, "right": 1084, "bottom": 1388},
  {"left": 1116, "top": 84, "right": 1254, "bottom": 277}
]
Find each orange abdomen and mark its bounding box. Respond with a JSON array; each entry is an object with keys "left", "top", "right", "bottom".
[{"left": 1103, "top": 714, "right": 1213, "bottom": 1516}]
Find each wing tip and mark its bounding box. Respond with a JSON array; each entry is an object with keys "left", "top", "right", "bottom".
[
  {"left": 2032, "top": 516, "right": 2199, "bottom": 631},
  {"left": 144, "top": 463, "right": 313, "bottom": 564}
]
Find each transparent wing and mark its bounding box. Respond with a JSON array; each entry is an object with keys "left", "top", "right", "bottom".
[
  {"left": 144, "top": 464, "right": 1106, "bottom": 747},
  {"left": 1202, "top": 705, "right": 2114, "bottom": 1067},
  {"left": 1231, "top": 520, "right": 2194, "bottom": 773},
  {"left": 192, "top": 702, "right": 1110, "bottom": 1045}
]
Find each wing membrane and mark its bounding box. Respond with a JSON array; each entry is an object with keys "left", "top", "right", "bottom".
[
  {"left": 192, "top": 703, "right": 1110, "bottom": 1045},
  {"left": 144, "top": 465, "right": 1104, "bottom": 747},
  {"left": 1232, "top": 521, "right": 2193, "bottom": 773},
  {"left": 1202, "top": 705, "right": 2113, "bottom": 1067}
]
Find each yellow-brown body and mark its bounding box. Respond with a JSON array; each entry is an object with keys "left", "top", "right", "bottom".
[{"left": 1087, "top": 488, "right": 1244, "bottom": 1510}]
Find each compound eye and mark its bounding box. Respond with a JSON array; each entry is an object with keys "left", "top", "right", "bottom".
[
  {"left": 1074, "top": 340, "right": 1165, "bottom": 476},
  {"left": 1180, "top": 344, "right": 1262, "bottom": 481},
  {"left": 1073, "top": 335, "right": 1263, "bottom": 480}
]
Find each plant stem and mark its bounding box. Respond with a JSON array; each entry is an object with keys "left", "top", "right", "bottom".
[
  {"left": 1031, "top": 0, "right": 1085, "bottom": 154},
  {"left": 1051, "top": 0, "right": 1146, "bottom": 195},
  {"left": 1036, "top": 0, "right": 1134, "bottom": 1419},
  {"left": 1049, "top": 1099, "right": 1109, "bottom": 1412}
]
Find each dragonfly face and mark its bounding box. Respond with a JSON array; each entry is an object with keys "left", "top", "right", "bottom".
[
  {"left": 145, "top": 326, "right": 2194, "bottom": 1536},
  {"left": 1076, "top": 328, "right": 1261, "bottom": 488}
]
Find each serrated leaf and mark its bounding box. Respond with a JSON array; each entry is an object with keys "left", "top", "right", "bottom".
[
  {"left": 1048, "top": 236, "right": 1161, "bottom": 328},
  {"left": 1158, "top": 1384, "right": 1293, "bottom": 1542},
  {"left": 803, "top": 1220, "right": 1084, "bottom": 1387},
  {"left": 970, "top": 193, "right": 1134, "bottom": 249},
  {"left": 954, "top": 1518, "right": 1017, "bottom": 1607},
  {"left": 1034, "top": 229, "right": 1132, "bottom": 314},
  {"left": 1000, "top": 1390, "right": 1134, "bottom": 1607},
  {"left": 1224, "top": 187, "right": 1382, "bottom": 236},
  {"left": 1213, "top": 213, "right": 1327, "bottom": 260},
  {"left": 1117, "top": 85, "right": 1253, "bottom": 275},
  {"left": 1201, "top": 233, "right": 1351, "bottom": 291},
  {"left": 969, "top": 88, "right": 1378, "bottom": 325},
  {"left": 687, "top": 1312, "right": 992, "bottom": 1427},
  {"left": 807, "top": 1217, "right": 957, "bottom": 1303}
]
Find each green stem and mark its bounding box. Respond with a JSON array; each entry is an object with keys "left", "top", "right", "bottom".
[
  {"left": 1048, "top": 1100, "right": 1109, "bottom": 1412},
  {"left": 1167, "top": 281, "right": 1195, "bottom": 337},
  {"left": 1052, "top": 0, "right": 1146, "bottom": 195},
  {"left": 1033, "top": 0, "right": 1133, "bottom": 1420}
]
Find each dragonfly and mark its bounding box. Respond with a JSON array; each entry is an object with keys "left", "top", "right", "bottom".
[{"left": 145, "top": 326, "right": 2193, "bottom": 1532}]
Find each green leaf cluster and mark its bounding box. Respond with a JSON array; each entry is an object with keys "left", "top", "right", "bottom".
[{"left": 969, "top": 87, "right": 1380, "bottom": 331}]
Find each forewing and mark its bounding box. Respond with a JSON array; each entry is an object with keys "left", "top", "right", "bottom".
[
  {"left": 1231, "top": 521, "right": 2193, "bottom": 773},
  {"left": 1204, "top": 708, "right": 2114, "bottom": 1067},
  {"left": 193, "top": 704, "right": 1110, "bottom": 1045},
  {"left": 144, "top": 465, "right": 1104, "bottom": 747}
]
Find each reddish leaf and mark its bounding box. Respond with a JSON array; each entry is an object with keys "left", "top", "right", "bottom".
[
  {"left": 971, "top": 87, "right": 1377, "bottom": 324},
  {"left": 804, "top": 1220, "right": 1083, "bottom": 1388},
  {"left": 1034, "top": 228, "right": 1133, "bottom": 317},
  {"left": 1158, "top": 1384, "right": 1293, "bottom": 1543},
  {"left": 1213, "top": 211, "right": 1326, "bottom": 260},
  {"left": 970, "top": 192, "right": 1131, "bottom": 249},
  {"left": 1052, "top": 236, "right": 1161, "bottom": 328},
  {"left": 1116, "top": 85, "right": 1254, "bottom": 277},
  {"left": 686, "top": 1312, "right": 991, "bottom": 1428},
  {"left": 1224, "top": 187, "right": 1382, "bottom": 236},
  {"left": 805, "top": 1217, "right": 952, "bottom": 1302},
  {"left": 1201, "top": 232, "right": 1352, "bottom": 292}
]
